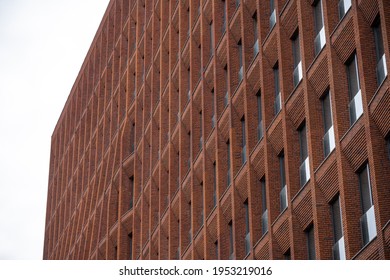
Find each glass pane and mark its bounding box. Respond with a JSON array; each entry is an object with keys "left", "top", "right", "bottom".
[
  {"left": 293, "top": 34, "right": 301, "bottom": 67},
  {"left": 322, "top": 92, "right": 333, "bottom": 131},
  {"left": 262, "top": 209, "right": 268, "bottom": 235},
  {"left": 307, "top": 226, "right": 316, "bottom": 260},
  {"left": 270, "top": 9, "right": 276, "bottom": 29},
  {"left": 323, "top": 125, "right": 335, "bottom": 157},
  {"left": 377, "top": 54, "right": 387, "bottom": 86},
  {"left": 299, "top": 157, "right": 310, "bottom": 187},
  {"left": 280, "top": 184, "right": 288, "bottom": 211},
  {"left": 299, "top": 124, "right": 308, "bottom": 161},
  {"left": 333, "top": 236, "right": 346, "bottom": 260},
  {"left": 360, "top": 205, "right": 377, "bottom": 245},
  {"left": 314, "top": 0, "right": 324, "bottom": 34},
  {"left": 331, "top": 197, "right": 343, "bottom": 242},
  {"left": 347, "top": 55, "right": 360, "bottom": 99},
  {"left": 359, "top": 165, "right": 373, "bottom": 213}
]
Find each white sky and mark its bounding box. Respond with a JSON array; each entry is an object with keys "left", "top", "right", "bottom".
[{"left": 0, "top": 0, "right": 110, "bottom": 259}]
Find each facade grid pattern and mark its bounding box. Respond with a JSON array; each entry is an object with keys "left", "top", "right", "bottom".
[{"left": 43, "top": 0, "right": 390, "bottom": 260}]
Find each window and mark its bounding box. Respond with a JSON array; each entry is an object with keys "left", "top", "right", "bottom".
[
  {"left": 270, "top": 0, "right": 276, "bottom": 30},
  {"left": 241, "top": 116, "right": 246, "bottom": 165},
  {"left": 359, "top": 164, "right": 377, "bottom": 246},
  {"left": 215, "top": 240, "right": 219, "bottom": 259},
  {"left": 188, "top": 131, "right": 191, "bottom": 170},
  {"left": 274, "top": 65, "right": 281, "bottom": 115},
  {"left": 339, "top": 0, "right": 351, "bottom": 20},
  {"left": 347, "top": 54, "right": 363, "bottom": 124},
  {"left": 199, "top": 111, "right": 203, "bottom": 150},
  {"left": 253, "top": 12, "right": 259, "bottom": 58},
  {"left": 129, "top": 176, "right": 134, "bottom": 210},
  {"left": 224, "top": 65, "right": 229, "bottom": 107},
  {"left": 128, "top": 233, "right": 133, "bottom": 260},
  {"left": 177, "top": 152, "right": 180, "bottom": 189},
  {"left": 306, "top": 226, "right": 316, "bottom": 260},
  {"left": 228, "top": 221, "right": 234, "bottom": 259},
  {"left": 187, "top": 8, "right": 191, "bottom": 37},
  {"left": 213, "top": 161, "right": 217, "bottom": 207},
  {"left": 261, "top": 178, "right": 268, "bottom": 235},
  {"left": 314, "top": 0, "right": 325, "bottom": 55},
  {"left": 133, "top": 73, "right": 136, "bottom": 97},
  {"left": 331, "top": 196, "right": 346, "bottom": 260},
  {"left": 211, "top": 88, "right": 216, "bottom": 128},
  {"left": 130, "top": 122, "right": 135, "bottom": 152},
  {"left": 373, "top": 18, "right": 387, "bottom": 86},
  {"left": 236, "top": 0, "right": 240, "bottom": 8},
  {"left": 187, "top": 67, "right": 191, "bottom": 102},
  {"left": 292, "top": 31, "right": 302, "bottom": 87},
  {"left": 257, "top": 92, "right": 263, "bottom": 140},
  {"left": 279, "top": 153, "right": 288, "bottom": 211},
  {"left": 322, "top": 91, "right": 335, "bottom": 157},
  {"left": 222, "top": 0, "right": 227, "bottom": 34},
  {"left": 200, "top": 182, "right": 204, "bottom": 225},
  {"left": 210, "top": 21, "right": 214, "bottom": 58},
  {"left": 227, "top": 140, "right": 231, "bottom": 187},
  {"left": 299, "top": 123, "right": 310, "bottom": 187},
  {"left": 284, "top": 249, "right": 291, "bottom": 260},
  {"left": 188, "top": 201, "right": 192, "bottom": 241},
  {"left": 387, "top": 137, "right": 390, "bottom": 161},
  {"left": 244, "top": 200, "right": 250, "bottom": 256},
  {"left": 238, "top": 40, "right": 243, "bottom": 83}
]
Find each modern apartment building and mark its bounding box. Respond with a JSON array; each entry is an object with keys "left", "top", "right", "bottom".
[{"left": 43, "top": 0, "right": 390, "bottom": 260}]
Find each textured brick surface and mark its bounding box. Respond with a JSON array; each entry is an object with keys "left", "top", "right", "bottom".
[{"left": 44, "top": 0, "right": 390, "bottom": 260}]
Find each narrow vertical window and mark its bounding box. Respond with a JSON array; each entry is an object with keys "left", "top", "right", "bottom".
[
  {"left": 188, "top": 201, "right": 192, "bottom": 241},
  {"left": 253, "top": 12, "right": 259, "bottom": 57},
  {"left": 228, "top": 221, "right": 234, "bottom": 259},
  {"left": 210, "top": 21, "right": 214, "bottom": 58},
  {"left": 131, "top": 122, "right": 135, "bottom": 152},
  {"left": 199, "top": 111, "right": 203, "bottom": 150},
  {"left": 244, "top": 200, "right": 250, "bottom": 256},
  {"left": 213, "top": 161, "right": 217, "bottom": 207},
  {"left": 261, "top": 178, "right": 268, "bottom": 235},
  {"left": 314, "top": 0, "right": 326, "bottom": 55},
  {"left": 292, "top": 31, "right": 302, "bottom": 87},
  {"left": 339, "top": 0, "right": 352, "bottom": 20},
  {"left": 359, "top": 164, "right": 377, "bottom": 245},
  {"left": 222, "top": 0, "right": 227, "bottom": 34},
  {"left": 188, "top": 131, "right": 191, "bottom": 170},
  {"left": 238, "top": 40, "right": 243, "bottom": 83},
  {"left": 322, "top": 91, "right": 335, "bottom": 157},
  {"left": 187, "top": 67, "right": 191, "bottom": 102},
  {"left": 227, "top": 140, "right": 231, "bottom": 187},
  {"left": 236, "top": 0, "right": 240, "bottom": 8},
  {"left": 257, "top": 92, "right": 263, "bottom": 140},
  {"left": 241, "top": 116, "right": 246, "bottom": 165},
  {"left": 331, "top": 196, "right": 346, "bottom": 260},
  {"left": 306, "top": 226, "right": 316, "bottom": 260},
  {"left": 128, "top": 233, "right": 133, "bottom": 260},
  {"left": 270, "top": 0, "right": 276, "bottom": 29},
  {"left": 177, "top": 152, "right": 180, "bottom": 189},
  {"left": 200, "top": 182, "right": 204, "bottom": 225},
  {"left": 129, "top": 176, "right": 134, "bottom": 210},
  {"left": 211, "top": 88, "right": 216, "bottom": 128},
  {"left": 215, "top": 240, "right": 219, "bottom": 259},
  {"left": 224, "top": 65, "right": 229, "bottom": 107},
  {"left": 274, "top": 64, "right": 281, "bottom": 115},
  {"left": 187, "top": 7, "right": 191, "bottom": 37},
  {"left": 347, "top": 54, "right": 363, "bottom": 125},
  {"left": 373, "top": 18, "right": 387, "bottom": 86},
  {"left": 387, "top": 137, "right": 390, "bottom": 161},
  {"left": 279, "top": 153, "right": 288, "bottom": 211},
  {"left": 299, "top": 123, "right": 310, "bottom": 187}
]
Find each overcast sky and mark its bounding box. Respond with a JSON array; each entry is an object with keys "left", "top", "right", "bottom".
[{"left": 0, "top": 0, "right": 109, "bottom": 259}]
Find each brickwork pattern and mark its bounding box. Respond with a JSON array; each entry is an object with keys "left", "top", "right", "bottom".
[{"left": 43, "top": 0, "right": 390, "bottom": 260}]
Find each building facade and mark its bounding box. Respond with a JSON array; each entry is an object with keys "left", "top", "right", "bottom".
[{"left": 43, "top": 0, "right": 390, "bottom": 260}]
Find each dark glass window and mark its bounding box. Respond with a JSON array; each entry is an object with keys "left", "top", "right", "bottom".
[
  {"left": 307, "top": 226, "right": 316, "bottom": 260},
  {"left": 241, "top": 116, "right": 246, "bottom": 164},
  {"left": 257, "top": 92, "right": 263, "bottom": 140}
]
